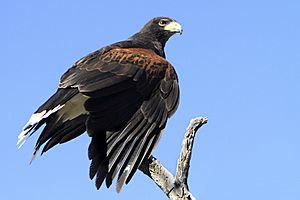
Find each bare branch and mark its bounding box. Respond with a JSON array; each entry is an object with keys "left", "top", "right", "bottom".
[
  {"left": 175, "top": 117, "right": 208, "bottom": 185},
  {"left": 139, "top": 117, "right": 208, "bottom": 199},
  {"left": 139, "top": 156, "right": 175, "bottom": 195}
]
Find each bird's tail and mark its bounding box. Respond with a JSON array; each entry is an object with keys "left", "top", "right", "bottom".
[
  {"left": 29, "top": 114, "right": 87, "bottom": 162},
  {"left": 17, "top": 104, "right": 64, "bottom": 148},
  {"left": 18, "top": 88, "right": 87, "bottom": 162}
]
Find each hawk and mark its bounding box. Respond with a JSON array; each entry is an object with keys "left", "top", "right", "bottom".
[{"left": 18, "top": 17, "right": 182, "bottom": 191}]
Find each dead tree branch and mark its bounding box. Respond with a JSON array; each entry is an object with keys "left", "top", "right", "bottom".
[{"left": 139, "top": 117, "right": 208, "bottom": 200}]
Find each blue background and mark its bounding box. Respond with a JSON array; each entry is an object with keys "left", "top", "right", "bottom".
[{"left": 1, "top": 0, "right": 299, "bottom": 199}]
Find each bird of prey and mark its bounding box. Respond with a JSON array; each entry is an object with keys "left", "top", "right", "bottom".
[{"left": 18, "top": 17, "right": 182, "bottom": 191}]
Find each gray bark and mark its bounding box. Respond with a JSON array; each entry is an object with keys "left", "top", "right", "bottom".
[{"left": 139, "top": 117, "right": 208, "bottom": 200}]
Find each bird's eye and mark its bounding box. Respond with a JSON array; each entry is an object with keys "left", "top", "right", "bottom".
[{"left": 158, "top": 19, "right": 168, "bottom": 26}]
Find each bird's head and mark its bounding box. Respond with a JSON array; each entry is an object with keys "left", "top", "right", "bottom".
[
  {"left": 127, "top": 17, "right": 182, "bottom": 57},
  {"left": 139, "top": 17, "right": 183, "bottom": 45}
]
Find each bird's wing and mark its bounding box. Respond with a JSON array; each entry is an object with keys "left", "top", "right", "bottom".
[{"left": 60, "top": 46, "right": 179, "bottom": 191}]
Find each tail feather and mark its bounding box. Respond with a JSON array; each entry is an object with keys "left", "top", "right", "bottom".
[
  {"left": 28, "top": 114, "right": 87, "bottom": 163},
  {"left": 17, "top": 105, "right": 64, "bottom": 148},
  {"left": 40, "top": 115, "right": 87, "bottom": 154},
  {"left": 18, "top": 88, "right": 87, "bottom": 162},
  {"left": 18, "top": 88, "right": 78, "bottom": 148}
]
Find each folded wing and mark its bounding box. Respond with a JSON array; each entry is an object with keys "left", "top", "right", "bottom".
[
  {"left": 20, "top": 46, "right": 179, "bottom": 191},
  {"left": 60, "top": 47, "right": 179, "bottom": 191}
]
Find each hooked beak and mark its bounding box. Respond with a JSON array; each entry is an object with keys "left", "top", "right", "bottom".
[{"left": 164, "top": 21, "right": 183, "bottom": 35}]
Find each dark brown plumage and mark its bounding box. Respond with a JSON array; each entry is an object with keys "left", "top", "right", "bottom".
[{"left": 18, "top": 17, "right": 182, "bottom": 192}]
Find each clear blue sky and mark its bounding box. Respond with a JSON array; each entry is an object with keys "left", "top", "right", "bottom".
[{"left": 1, "top": 0, "right": 299, "bottom": 199}]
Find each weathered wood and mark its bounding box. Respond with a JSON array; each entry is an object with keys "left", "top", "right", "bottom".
[{"left": 139, "top": 117, "right": 208, "bottom": 199}]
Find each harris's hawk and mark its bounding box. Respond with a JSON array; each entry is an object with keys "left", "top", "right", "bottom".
[{"left": 18, "top": 17, "right": 182, "bottom": 191}]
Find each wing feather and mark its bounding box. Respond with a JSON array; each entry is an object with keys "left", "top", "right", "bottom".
[
  {"left": 20, "top": 41, "right": 179, "bottom": 192},
  {"left": 57, "top": 47, "right": 179, "bottom": 190}
]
